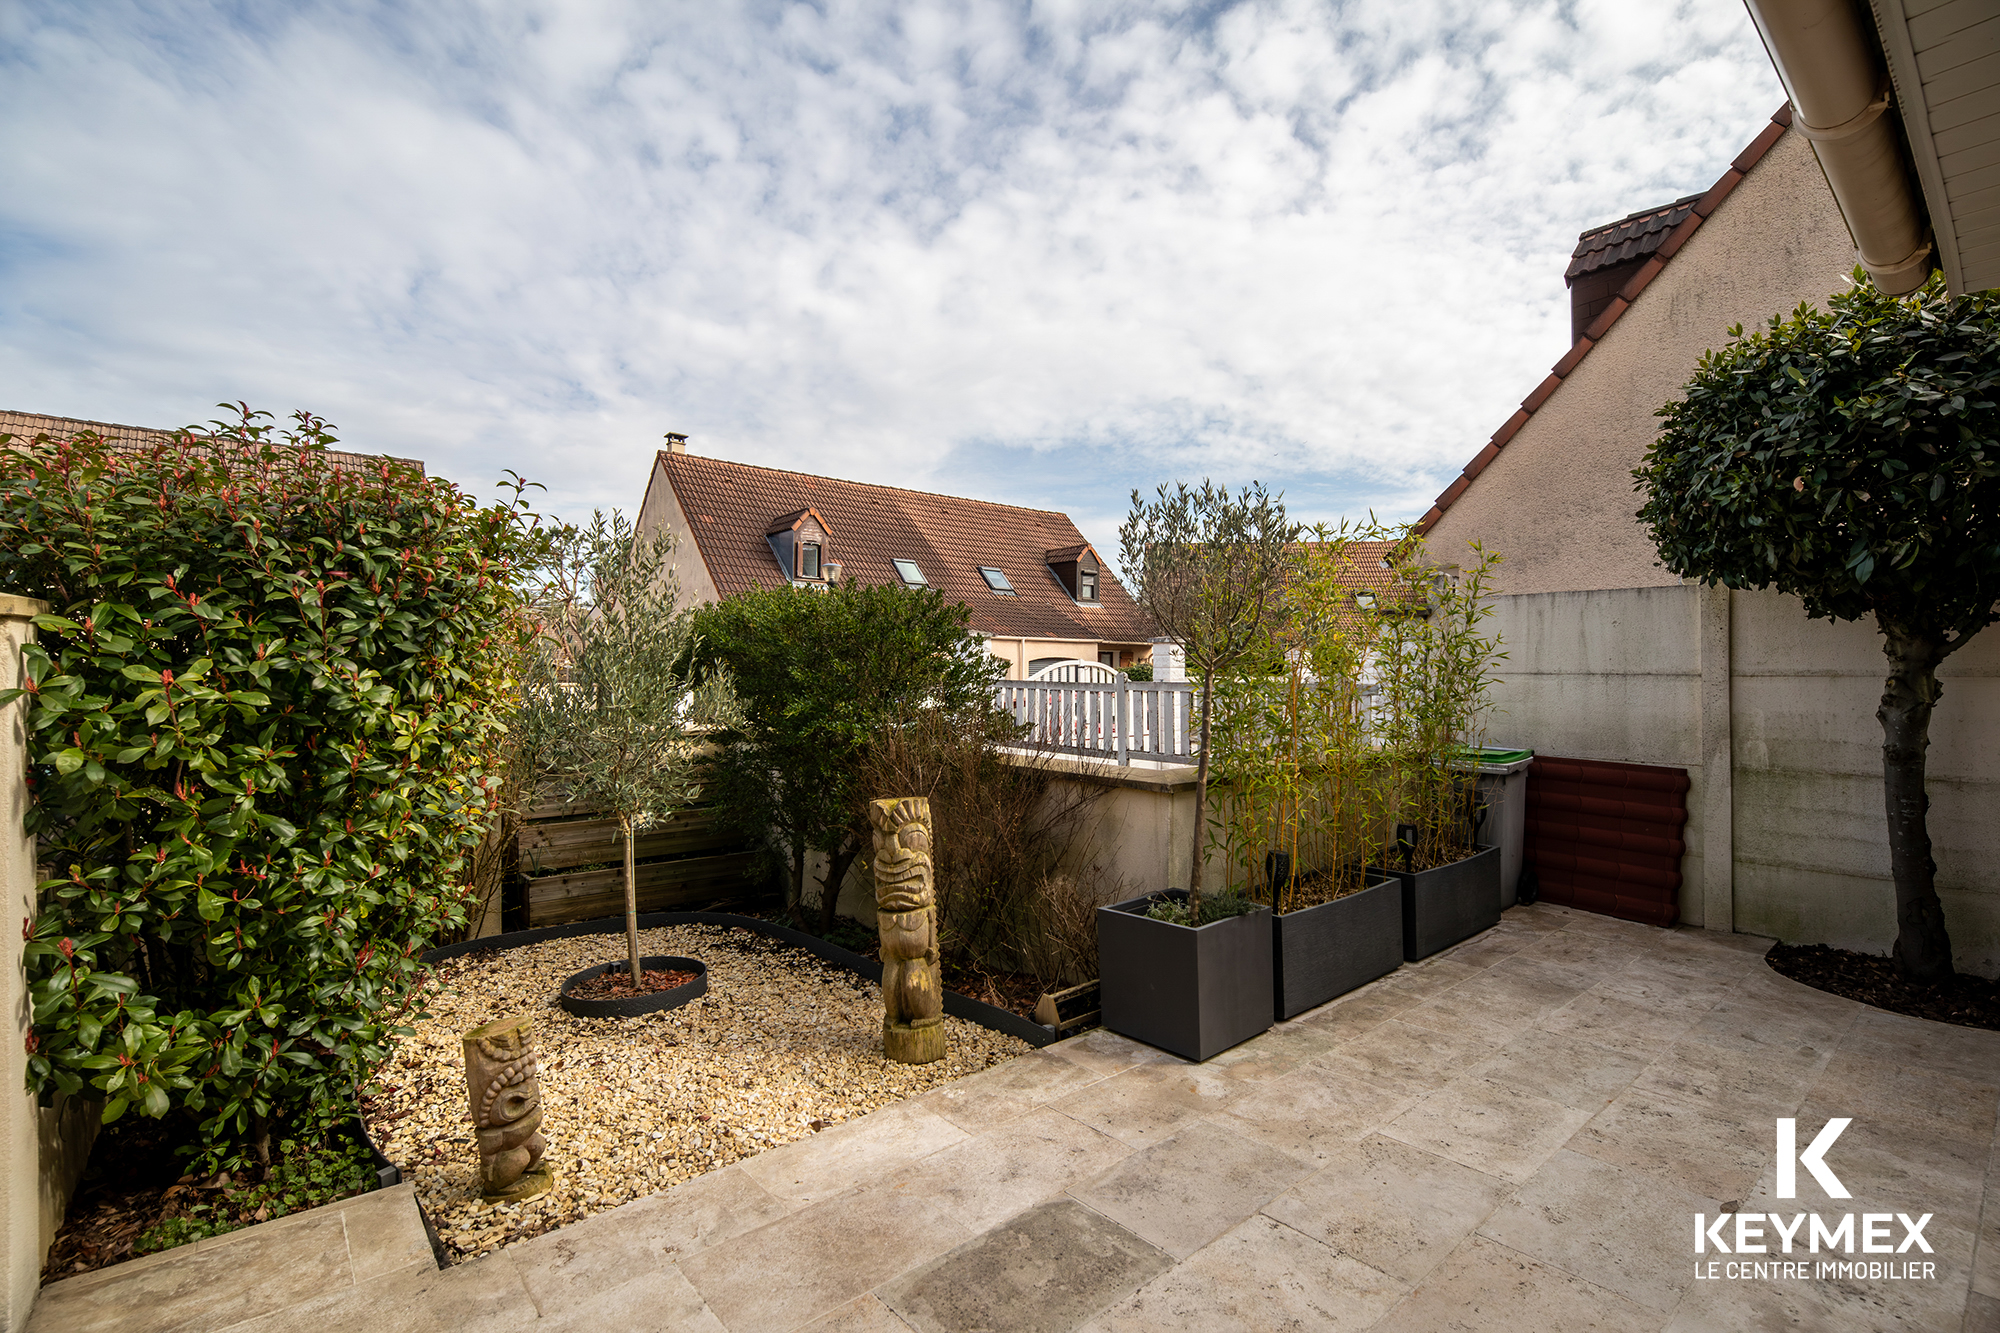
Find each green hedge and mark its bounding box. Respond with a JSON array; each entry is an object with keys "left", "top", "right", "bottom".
[{"left": 0, "top": 409, "right": 542, "bottom": 1160}]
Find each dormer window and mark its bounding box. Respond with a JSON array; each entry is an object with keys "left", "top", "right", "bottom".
[
  {"left": 765, "top": 507, "right": 832, "bottom": 584},
  {"left": 893, "top": 559, "right": 927, "bottom": 587},
  {"left": 1045, "top": 543, "right": 1103, "bottom": 604},
  {"left": 978, "top": 566, "right": 1015, "bottom": 595}
]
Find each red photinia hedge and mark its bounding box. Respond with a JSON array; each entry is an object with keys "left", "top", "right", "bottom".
[{"left": 0, "top": 407, "right": 545, "bottom": 1156}]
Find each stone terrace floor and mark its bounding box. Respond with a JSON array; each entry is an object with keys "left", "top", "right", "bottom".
[{"left": 30, "top": 902, "right": 2000, "bottom": 1332}]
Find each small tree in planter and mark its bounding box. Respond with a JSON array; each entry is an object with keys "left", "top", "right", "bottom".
[
  {"left": 521, "top": 512, "right": 738, "bottom": 989},
  {"left": 1636, "top": 273, "right": 2000, "bottom": 983},
  {"left": 1118, "top": 480, "right": 1298, "bottom": 923}
]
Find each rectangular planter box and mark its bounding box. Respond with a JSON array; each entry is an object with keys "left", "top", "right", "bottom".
[
  {"left": 1271, "top": 870, "right": 1403, "bottom": 1020},
  {"left": 1369, "top": 844, "right": 1502, "bottom": 961},
  {"left": 1097, "top": 891, "right": 1273, "bottom": 1061}
]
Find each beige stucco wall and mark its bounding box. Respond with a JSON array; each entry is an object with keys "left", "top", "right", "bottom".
[
  {"left": 633, "top": 456, "right": 721, "bottom": 612},
  {"left": 1428, "top": 129, "right": 1859, "bottom": 595},
  {"left": 1, "top": 594, "right": 96, "bottom": 1333}
]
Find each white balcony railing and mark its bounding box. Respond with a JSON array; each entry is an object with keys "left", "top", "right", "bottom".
[{"left": 995, "top": 677, "right": 1196, "bottom": 765}]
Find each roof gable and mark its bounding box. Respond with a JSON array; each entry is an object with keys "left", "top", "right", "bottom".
[
  {"left": 654, "top": 452, "right": 1157, "bottom": 644},
  {"left": 1416, "top": 105, "right": 1794, "bottom": 534}
]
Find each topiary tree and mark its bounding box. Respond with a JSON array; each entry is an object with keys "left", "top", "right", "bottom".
[
  {"left": 1119, "top": 480, "right": 1298, "bottom": 923},
  {"left": 691, "top": 580, "right": 1005, "bottom": 936},
  {"left": 0, "top": 407, "right": 545, "bottom": 1167},
  {"left": 1636, "top": 272, "right": 2000, "bottom": 983},
  {"left": 517, "top": 512, "right": 737, "bottom": 989}
]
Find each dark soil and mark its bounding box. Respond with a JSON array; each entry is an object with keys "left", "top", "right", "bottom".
[
  {"left": 1767, "top": 943, "right": 2000, "bottom": 1031},
  {"left": 41, "top": 1113, "right": 374, "bottom": 1284},
  {"left": 567, "top": 965, "right": 701, "bottom": 1000}
]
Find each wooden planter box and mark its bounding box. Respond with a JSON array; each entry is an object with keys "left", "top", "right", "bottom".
[
  {"left": 1097, "top": 891, "right": 1272, "bottom": 1061},
  {"left": 1369, "top": 845, "right": 1502, "bottom": 961},
  {"left": 1271, "top": 870, "right": 1403, "bottom": 1019}
]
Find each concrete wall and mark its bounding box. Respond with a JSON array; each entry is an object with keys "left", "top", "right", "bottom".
[
  {"left": 1428, "top": 129, "right": 1860, "bottom": 595},
  {"left": 1486, "top": 584, "right": 2000, "bottom": 975},
  {"left": 1, "top": 595, "right": 96, "bottom": 1333}
]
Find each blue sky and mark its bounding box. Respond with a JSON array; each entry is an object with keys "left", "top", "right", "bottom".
[{"left": 2, "top": 2, "right": 1784, "bottom": 552}]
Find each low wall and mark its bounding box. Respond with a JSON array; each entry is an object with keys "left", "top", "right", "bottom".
[
  {"left": 1, "top": 595, "right": 96, "bottom": 1333},
  {"left": 1485, "top": 584, "right": 2000, "bottom": 976}
]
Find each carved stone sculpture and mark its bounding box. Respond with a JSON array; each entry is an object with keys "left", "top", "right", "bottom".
[
  {"left": 870, "top": 796, "right": 946, "bottom": 1064},
  {"left": 463, "top": 1015, "right": 554, "bottom": 1201}
]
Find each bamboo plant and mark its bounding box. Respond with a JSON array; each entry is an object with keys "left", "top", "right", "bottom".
[
  {"left": 1369, "top": 535, "right": 1506, "bottom": 873},
  {"left": 1205, "top": 521, "right": 1393, "bottom": 913}
]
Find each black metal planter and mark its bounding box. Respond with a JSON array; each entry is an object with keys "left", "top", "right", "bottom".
[
  {"left": 1271, "top": 871, "right": 1403, "bottom": 1020},
  {"left": 1369, "top": 845, "right": 1502, "bottom": 961},
  {"left": 1097, "top": 891, "right": 1273, "bottom": 1062},
  {"left": 558, "top": 955, "right": 708, "bottom": 1019}
]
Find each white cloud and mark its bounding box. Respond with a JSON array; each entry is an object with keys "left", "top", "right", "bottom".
[{"left": 0, "top": 0, "right": 1784, "bottom": 551}]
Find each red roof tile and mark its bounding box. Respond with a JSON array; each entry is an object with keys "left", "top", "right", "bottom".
[
  {"left": 1416, "top": 105, "right": 1795, "bottom": 536},
  {"left": 0, "top": 409, "right": 421, "bottom": 473},
  {"left": 656, "top": 451, "right": 1158, "bottom": 645}
]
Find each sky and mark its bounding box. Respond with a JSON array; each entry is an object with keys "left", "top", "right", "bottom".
[{"left": 1, "top": 1, "right": 1785, "bottom": 553}]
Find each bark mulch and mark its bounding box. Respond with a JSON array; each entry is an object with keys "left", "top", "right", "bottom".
[
  {"left": 1767, "top": 942, "right": 2000, "bottom": 1032},
  {"left": 41, "top": 1115, "right": 374, "bottom": 1284},
  {"left": 566, "top": 965, "right": 700, "bottom": 1000}
]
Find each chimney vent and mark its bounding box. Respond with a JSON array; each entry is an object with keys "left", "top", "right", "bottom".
[
  {"left": 1565, "top": 194, "right": 1702, "bottom": 342},
  {"left": 665, "top": 432, "right": 689, "bottom": 454}
]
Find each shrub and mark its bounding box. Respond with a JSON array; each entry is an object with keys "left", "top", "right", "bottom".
[
  {"left": 691, "top": 580, "right": 1004, "bottom": 933},
  {"left": 0, "top": 408, "right": 544, "bottom": 1166}
]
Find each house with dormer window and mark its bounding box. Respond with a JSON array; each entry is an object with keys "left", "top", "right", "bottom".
[{"left": 634, "top": 435, "right": 1159, "bottom": 677}]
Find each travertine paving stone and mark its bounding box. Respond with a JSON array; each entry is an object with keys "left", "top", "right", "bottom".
[
  {"left": 32, "top": 905, "right": 2000, "bottom": 1333},
  {"left": 877, "top": 1200, "right": 1172, "bottom": 1333}
]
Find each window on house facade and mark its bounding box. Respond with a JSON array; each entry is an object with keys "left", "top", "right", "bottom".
[
  {"left": 1078, "top": 566, "right": 1098, "bottom": 601},
  {"left": 800, "top": 541, "right": 822, "bottom": 579},
  {"left": 893, "top": 559, "right": 927, "bottom": 586},
  {"left": 1099, "top": 651, "right": 1118, "bottom": 668},
  {"left": 978, "top": 566, "right": 1015, "bottom": 594}
]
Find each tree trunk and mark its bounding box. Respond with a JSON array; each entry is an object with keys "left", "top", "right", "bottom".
[
  {"left": 1189, "top": 667, "right": 1215, "bottom": 922},
  {"left": 1876, "top": 618, "right": 1954, "bottom": 984},
  {"left": 821, "top": 837, "right": 859, "bottom": 936},
  {"left": 789, "top": 835, "right": 806, "bottom": 918},
  {"left": 621, "top": 814, "right": 642, "bottom": 988}
]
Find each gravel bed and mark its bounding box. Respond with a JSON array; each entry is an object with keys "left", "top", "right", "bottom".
[{"left": 363, "top": 923, "right": 1029, "bottom": 1262}]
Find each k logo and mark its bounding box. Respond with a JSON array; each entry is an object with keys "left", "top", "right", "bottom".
[{"left": 1776, "top": 1117, "right": 1852, "bottom": 1200}]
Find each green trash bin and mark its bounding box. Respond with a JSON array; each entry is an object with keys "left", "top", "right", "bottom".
[{"left": 1454, "top": 746, "right": 1535, "bottom": 908}]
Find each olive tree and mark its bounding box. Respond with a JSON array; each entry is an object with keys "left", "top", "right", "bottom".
[
  {"left": 1635, "top": 273, "right": 2000, "bottom": 983},
  {"left": 521, "top": 512, "right": 737, "bottom": 987},
  {"left": 1119, "top": 480, "right": 1298, "bottom": 923}
]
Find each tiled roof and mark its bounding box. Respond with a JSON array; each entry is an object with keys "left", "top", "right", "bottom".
[
  {"left": 1565, "top": 193, "right": 1705, "bottom": 282},
  {"left": 0, "top": 410, "right": 423, "bottom": 473},
  {"left": 658, "top": 451, "right": 1159, "bottom": 644},
  {"left": 1416, "top": 105, "right": 1795, "bottom": 535}
]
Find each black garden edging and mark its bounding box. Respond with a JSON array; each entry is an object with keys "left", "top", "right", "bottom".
[
  {"left": 558, "top": 956, "right": 708, "bottom": 1019},
  {"left": 421, "top": 911, "right": 1057, "bottom": 1048}
]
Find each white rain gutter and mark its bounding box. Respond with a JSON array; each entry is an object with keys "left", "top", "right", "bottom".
[{"left": 1744, "top": 0, "right": 1933, "bottom": 294}]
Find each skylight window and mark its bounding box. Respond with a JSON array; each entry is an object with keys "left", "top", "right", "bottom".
[
  {"left": 893, "top": 559, "right": 927, "bottom": 586},
  {"left": 978, "top": 566, "right": 1015, "bottom": 594}
]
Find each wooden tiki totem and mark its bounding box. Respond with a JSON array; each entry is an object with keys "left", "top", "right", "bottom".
[
  {"left": 462, "top": 1015, "right": 555, "bottom": 1200},
  {"left": 869, "top": 796, "right": 946, "bottom": 1064}
]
